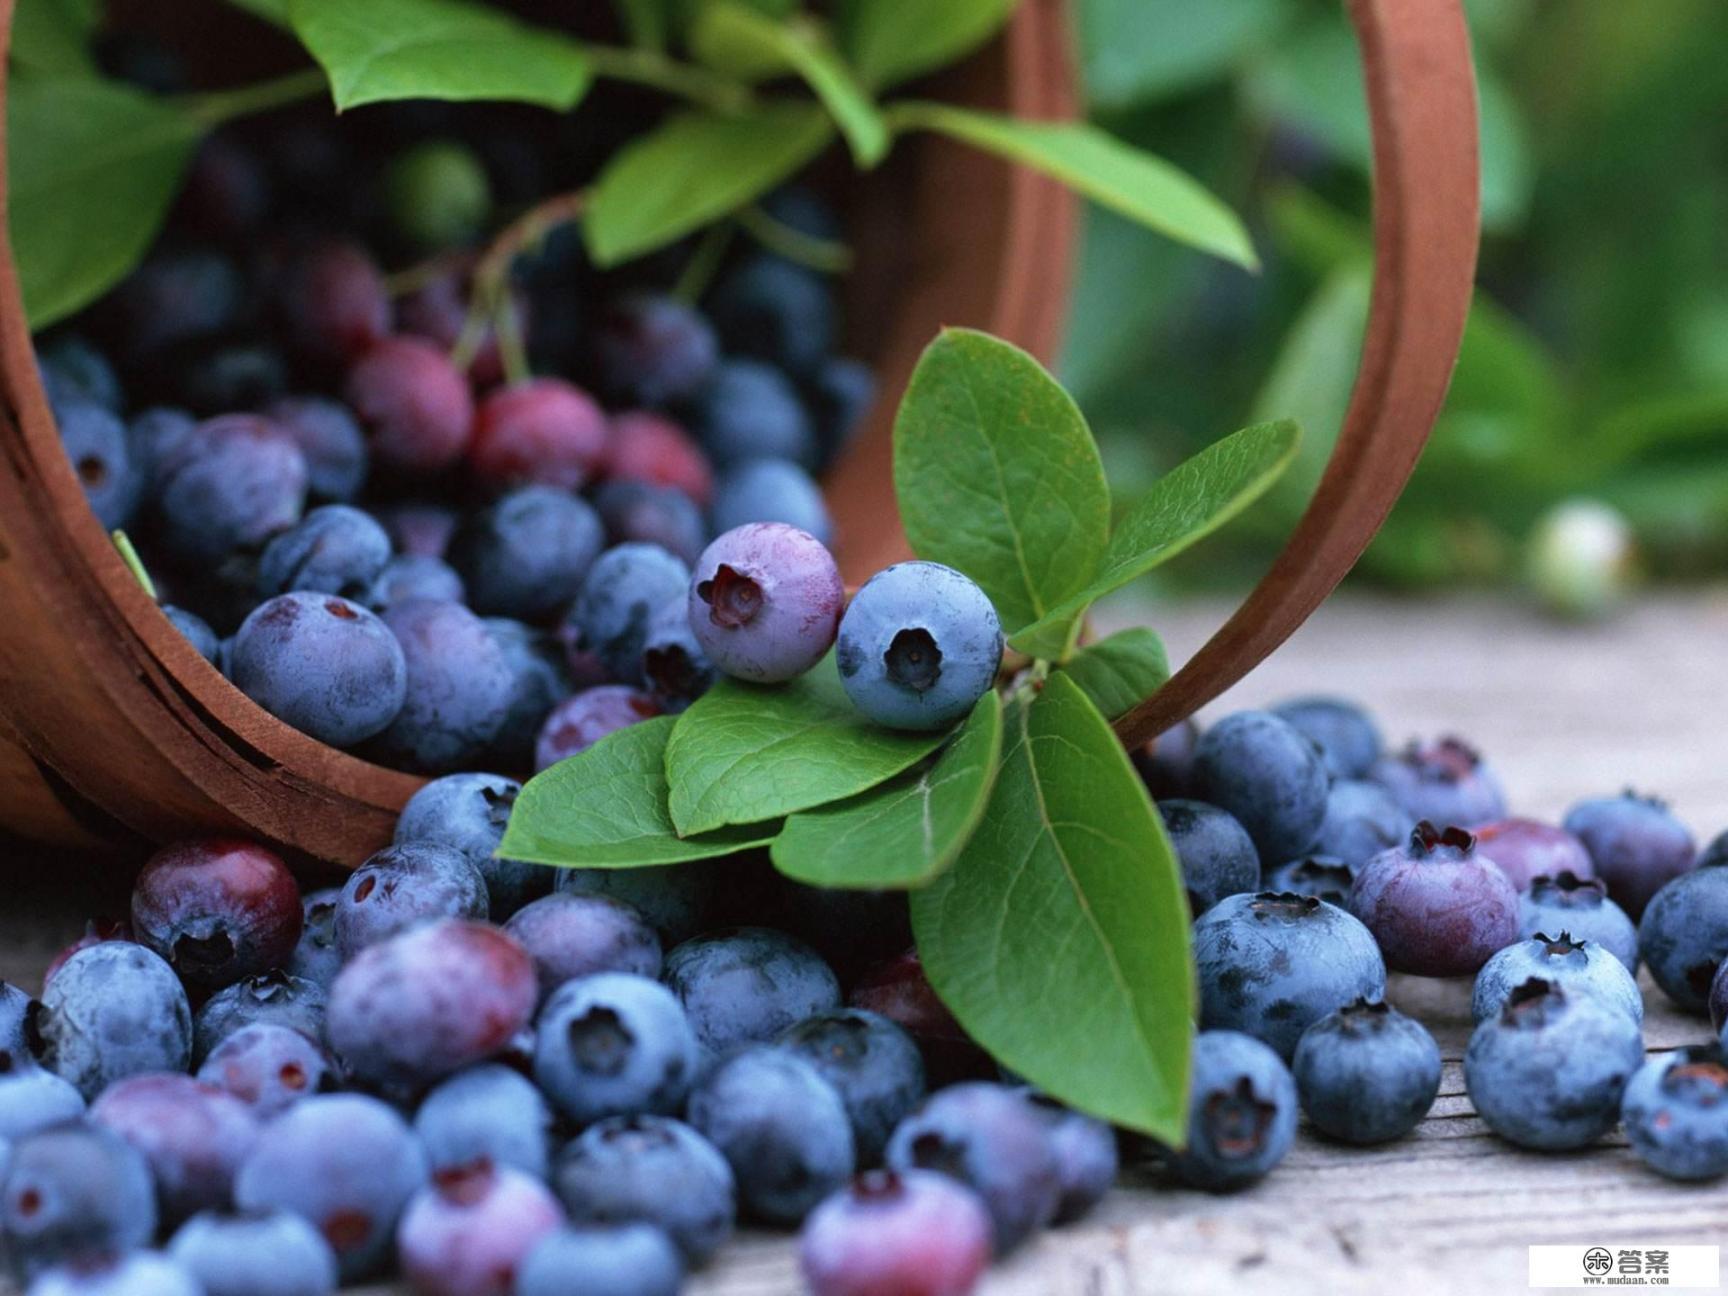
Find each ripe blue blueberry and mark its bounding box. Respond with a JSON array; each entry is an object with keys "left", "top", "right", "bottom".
[
  {"left": 1563, "top": 791, "right": 1696, "bottom": 919},
  {"left": 34, "top": 942, "right": 191, "bottom": 1099},
  {"left": 414, "top": 1064, "right": 552, "bottom": 1183},
  {"left": 131, "top": 837, "right": 303, "bottom": 989},
  {"left": 799, "top": 1169, "right": 992, "bottom": 1296},
  {"left": 883, "top": 1082, "right": 1058, "bottom": 1253},
  {"left": 1310, "top": 779, "right": 1411, "bottom": 871},
  {"left": 533, "top": 972, "right": 699, "bottom": 1126},
  {"left": 0, "top": 1069, "right": 86, "bottom": 1143},
  {"left": 106, "top": 246, "right": 243, "bottom": 362},
  {"left": 639, "top": 599, "right": 715, "bottom": 713},
  {"left": 592, "top": 293, "right": 718, "bottom": 408},
  {"left": 334, "top": 842, "right": 489, "bottom": 958},
  {"left": 1472, "top": 932, "right": 1643, "bottom": 1025},
  {"left": 1193, "top": 710, "right": 1330, "bottom": 863},
  {"left": 693, "top": 359, "right": 816, "bottom": 469},
  {"left": 127, "top": 406, "right": 196, "bottom": 488},
  {"left": 1520, "top": 871, "right": 1638, "bottom": 973},
  {"left": 394, "top": 1161, "right": 563, "bottom": 1296},
  {"left": 1470, "top": 818, "right": 1594, "bottom": 891},
  {"left": 711, "top": 459, "right": 834, "bottom": 546},
  {"left": 193, "top": 970, "right": 329, "bottom": 1065},
  {"left": 256, "top": 505, "right": 391, "bottom": 599},
  {"left": 1157, "top": 799, "right": 1260, "bottom": 915},
  {"left": 39, "top": 335, "right": 122, "bottom": 412},
  {"left": 169, "top": 1208, "right": 340, "bottom": 1296},
  {"left": 197, "top": 1022, "right": 333, "bottom": 1119},
  {"left": 55, "top": 399, "right": 140, "bottom": 528},
  {"left": 1620, "top": 1044, "right": 1728, "bottom": 1181},
  {"left": 1193, "top": 892, "right": 1386, "bottom": 1060},
  {"left": 593, "top": 479, "right": 707, "bottom": 568},
  {"left": 1, "top": 980, "right": 42, "bottom": 1074},
  {"left": 1022, "top": 1092, "right": 1118, "bottom": 1223},
  {"left": 688, "top": 523, "right": 843, "bottom": 685},
  {"left": 555, "top": 862, "right": 716, "bottom": 948},
  {"left": 689, "top": 1045, "right": 855, "bottom": 1225},
  {"left": 368, "top": 600, "right": 514, "bottom": 773},
  {"left": 26, "top": 1252, "right": 201, "bottom": 1296},
  {"left": 89, "top": 1072, "right": 261, "bottom": 1224},
  {"left": 566, "top": 543, "right": 692, "bottom": 683},
  {"left": 1350, "top": 823, "right": 1521, "bottom": 977},
  {"left": 266, "top": 395, "right": 369, "bottom": 504},
  {"left": 1264, "top": 855, "right": 1356, "bottom": 906},
  {"left": 1134, "top": 718, "right": 1201, "bottom": 801},
  {"left": 288, "top": 888, "right": 342, "bottom": 989},
  {"left": 835, "top": 561, "right": 1002, "bottom": 731},
  {"left": 448, "top": 486, "right": 604, "bottom": 622},
  {"left": 664, "top": 927, "right": 841, "bottom": 1057},
  {"left": 153, "top": 414, "right": 308, "bottom": 562},
  {"left": 162, "top": 605, "right": 220, "bottom": 664},
  {"left": 1, "top": 1122, "right": 157, "bottom": 1279},
  {"left": 394, "top": 773, "right": 552, "bottom": 921},
  {"left": 552, "top": 1115, "right": 735, "bottom": 1266},
  {"left": 780, "top": 1009, "right": 927, "bottom": 1167},
  {"left": 1371, "top": 736, "right": 1507, "bottom": 829},
  {"left": 516, "top": 1224, "right": 684, "bottom": 1296},
  {"left": 1272, "top": 695, "right": 1382, "bottom": 780},
  {"left": 504, "top": 893, "right": 662, "bottom": 1002},
  {"left": 1294, "top": 999, "right": 1440, "bottom": 1145},
  {"left": 482, "top": 619, "right": 573, "bottom": 772},
  {"left": 363, "top": 554, "right": 465, "bottom": 613},
  {"left": 1464, "top": 978, "right": 1644, "bottom": 1151},
  {"left": 534, "top": 685, "right": 663, "bottom": 771},
  {"left": 230, "top": 593, "right": 407, "bottom": 748},
  {"left": 1169, "top": 1030, "right": 1298, "bottom": 1192},
  {"left": 805, "top": 355, "right": 876, "bottom": 468},
  {"left": 1638, "top": 856, "right": 1728, "bottom": 1013},
  {"left": 709, "top": 254, "right": 836, "bottom": 377}
]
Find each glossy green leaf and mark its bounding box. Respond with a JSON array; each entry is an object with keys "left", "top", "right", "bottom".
[
  {"left": 894, "top": 328, "right": 1110, "bottom": 643},
  {"left": 911, "top": 673, "right": 1193, "bottom": 1138},
  {"left": 770, "top": 691, "right": 1002, "bottom": 889},
  {"left": 585, "top": 103, "right": 834, "bottom": 267},
  {"left": 1010, "top": 420, "right": 1300, "bottom": 658},
  {"left": 288, "top": 0, "right": 591, "bottom": 111},
  {"left": 1055, "top": 629, "right": 1169, "bottom": 720},
  {"left": 889, "top": 102, "right": 1257, "bottom": 270},
  {"left": 9, "top": 78, "right": 206, "bottom": 329},
  {"left": 500, "top": 717, "right": 779, "bottom": 868},
  {"left": 1079, "top": 0, "right": 1286, "bottom": 109},
  {"left": 10, "top": 0, "right": 100, "bottom": 76},
  {"left": 837, "top": 0, "right": 1014, "bottom": 91},
  {"left": 665, "top": 654, "right": 946, "bottom": 836}
]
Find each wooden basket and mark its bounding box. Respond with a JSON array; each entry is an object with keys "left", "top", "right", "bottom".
[{"left": 0, "top": 0, "right": 1478, "bottom": 867}]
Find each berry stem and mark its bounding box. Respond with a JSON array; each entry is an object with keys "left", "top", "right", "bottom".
[
  {"left": 735, "top": 203, "right": 853, "bottom": 273},
  {"left": 671, "top": 222, "right": 734, "bottom": 303},
  {"left": 584, "top": 46, "right": 753, "bottom": 114},
  {"left": 187, "top": 67, "right": 329, "bottom": 127}
]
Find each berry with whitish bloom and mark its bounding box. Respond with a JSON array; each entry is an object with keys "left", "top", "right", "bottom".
[
  {"left": 1193, "top": 711, "right": 1330, "bottom": 863},
  {"left": 1350, "top": 822, "right": 1520, "bottom": 977},
  {"left": 1168, "top": 1030, "right": 1298, "bottom": 1192},
  {"left": 1638, "top": 855, "right": 1728, "bottom": 1014},
  {"left": 1520, "top": 871, "right": 1638, "bottom": 973},
  {"left": 566, "top": 543, "right": 691, "bottom": 683},
  {"left": 89, "top": 1073, "right": 261, "bottom": 1225},
  {"left": 414, "top": 1065, "right": 553, "bottom": 1183},
  {"left": 169, "top": 1207, "right": 340, "bottom": 1296},
  {"left": 1293, "top": 999, "right": 1440, "bottom": 1145},
  {"left": 1470, "top": 818, "right": 1594, "bottom": 892},
  {"left": 1621, "top": 1044, "right": 1728, "bottom": 1181},
  {"left": 27, "top": 1252, "right": 202, "bottom": 1296},
  {"left": 533, "top": 973, "right": 699, "bottom": 1127},
  {"left": 1, "top": 1123, "right": 157, "bottom": 1279},
  {"left": 515, "top": 1224, "right": 684, "bottom": 1296},
  {"left": 1272, "top": 695, "right": 1382, "bottom": 780},
  {"left": 665, "top": 928, "right": 841, "bottom": 1058},
  {"left": 799, "top": 1169, "right": 992, "bottom": 1296},
  {"left": 1472, "top": 932, "right": 1644, "bottom": 1025},
  {"left": 1371, "top": 736, "right": 1507, "bottom": 830},
  {"left": 192, "top": 970, "right": 328, "bottom": 1065},
  {"left": 33, "top": 943, "right": 191, "bottom": 1099},
  {"left": 1310, "top": 779, "right": 1411, "bottom": 871},
  {"left": 197, "top": 1023, "right": 333, "bottom": 1119},
  {"left": 1157, "top": 799, "right": 1259, "bottom": 916},
  {"left": 1564, "top": 790, "right": 1696, "bottom": 920},
  {"left": 689, "top": 523, "right": 843, "bottom": 685},
  {"left": 394, "top": 1161, "right": 563, "bottom": 1296},
  {"left": 334, "top": 842, "right": 488, "bottom": 959},
  {"left": 393, "top": 773, "right": 552, "bottom": 922},
  {"left": 368, "top": 599, "right": 513, "bottom": 774}
]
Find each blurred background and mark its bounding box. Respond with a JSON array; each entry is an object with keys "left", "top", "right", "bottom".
[{"left": 1064, "top": 0, "right": 1728, "bottom": 614}]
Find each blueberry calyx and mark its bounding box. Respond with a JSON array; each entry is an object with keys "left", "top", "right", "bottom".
[
  {"left": 696, "top": 563, "right": 762, "bottom": 628},
  {"left": 1204, "top": 1076, "right": 1277, "bottom": 1158},
  {"left": 1661, "top": 1045, "right": 1728, "bottom": 1097},
  {"left": 431, "top": 1161, "right": 495, "bottom": 1205},
  {"left": 568, "top": 1005, "right": 634, "bottom": 1076},
  {"left": 644, "top": 643, "right": 702, "bottom": 698},
  {"left": 1533, "top": 931, "right": 1587, "bottom": 959},
  {"left": 1248, "top": 891, "right": 1322, "bottom": 920},
  {"left": 1334, "top": 997, "right": 1393, "bottom": 1037},
  {"left": 1409, "top": 821, "right": 1476, "bottom": 857},
  {"left": 1407, "top": 736, "right": 1482, "bottom": 783},
  {"left": 850, "top": 1169, "right": 907, "bottom": 1203},
  {"left": 172, "top": 929, "right": 238, "bottom": 979},
  {"left": 1501, "top": 976, "right": 1563, "bottom": 1026},
  {"left": 907, "top": 1130, "right": 966, "bottom": 1179},
  {"left": 884, "top": 628, "right": 942, "bottom": 693},
  {"left": 1530, "top": 870, "right": 1603, "bottom": 901}
]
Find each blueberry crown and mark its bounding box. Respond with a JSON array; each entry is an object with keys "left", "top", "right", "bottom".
[
  {"left": 1408, "top": 821, "right": 1476, "bottom": 857},
  {"left": 1528, "top": 870, "right": 1605, "bottom": 901}
]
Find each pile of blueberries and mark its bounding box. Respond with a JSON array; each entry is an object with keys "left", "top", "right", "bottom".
[{"left": 40, "top": 94, "right": 878, "bottom": 774}]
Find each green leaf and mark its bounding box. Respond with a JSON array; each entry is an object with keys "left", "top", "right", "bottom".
[
  {"left": 887, "top": 103, "right": 1257, "bottom": 270},
  {"left": 691, "top": 4, "right": 887, "bottom": 165},
  {"left": 8, "top": 78, "right": 206, "bottom": 329},
  {"left": 893, "top": 328, "right": 1110, "bottom": 643},
  {"left": 837, "top": 0, "right": 1015, "bottom": 91},
  {"left": 500, "top": 717, "right": 779, "bottom": 867},
  {"left": 1054, "top": 629, "right": 1169, "bottom": 720},
  {"left": 11, "top": 0, "right": 100, "bottom": 77},
  {"left": 1010, "top": 420, "right": 1300, "bottom": 658},
  {"left": 584, "top": 103, "right": 835, "bottom": 267},
  {"left": 665, "top": 654, "right": 946, "bottom": 837},
  {"left": 770, "top": 691, "right": 1002, "bottom": 889},
  {"left": 910, "top": 673, "right": 1193, "bottom": 1138},
  {"left": 288, "top": 0, "right": 591, "bottom": 111},
  {"left": 1079, "top": 0, "right": 1287, "bottom": 110}
]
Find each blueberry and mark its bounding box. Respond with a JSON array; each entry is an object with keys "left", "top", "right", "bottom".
[
  {"left": 630, "top": 599, "right": 713, "bottom": 715},
  {"left": 779, "top": 1010, "right": 926, "bottom": 1168},
  {"left": 103, "top": 247, "right": 243, "bottom": 362},
  {"left": 288, "top": 889, "right": 343, "bottom": 990},
  {"left": 533, "top": 972, "right": 699, "bottom": 1126},
  {"left": 1264, "top": 855, "right": 1356, "bottom": 906},
  {"left": 592, "top": 294, "right": 718, "bottom": 408},
  {"left": 799, "top": 1169, "right": 992, "bottom": 1296},
  {"left": 197, "top": 1023, "right": 333, "bottom": 1119},
  {"left": 505, "top": 893, "right": 662, "bottom": 1002},
  {"left": 335, "top": 842, "right": 489, "bottom": 958},
  {"left": 693, "top": 359, "right": 816, "bottom": 470},
  {"left": 153, "top": 414, "right": 308, "bottom": 563},
  {"left": 385, "top": 138, "right": 492, "bottom": 251},
  {"left": 1463, "top": 978, "right": 1643, "bottom": 1150},
  {"left": 169, "top": 1208, "right": 340, "bottom": 1296},
  {"left": 394, "top": 774, "right": 552, "bottom": 920},
  {"left": 708, "top": 254, "right": 835, "bottom": 377},
  {"left": 1021, "top": 1093, "right": 1117, "bottom": 1223},
  {"left": 469, "top": 378, "right": 607, "bottom": 493},
  {"left": 26, "top": 1252, "right": 201, "bottom": 1296},
  {"left": 1310, "top": 779, "right": 1411, "bottom": 871},
  {"left": 804, "top": 355, "right": 875, "bottom": 468},
  {"left": 0, "top": 1123, "right": 156, "bottom": 1278},
  {"left": 1621, "top": 1044, "right": 1728, "bottom": 1180},
  {"left": 1, "top": 982, "right": 43, "bottom": 1076},
  {"left": 688, "top": 1045, "right": 854, "bottom": 1225},
  {"left": 849, "top": 949, "right": 989, "bottom": 1089},
  {"left": 690, "top": 523, "right": 844, "bottom": 685},
  {"left": 162, "top": 605, "right": 220, "bottom": 664},
  {"left": 1370, "top": 736, "right": 1507, "bottom": 828},
  {"left": 1520, "top": 871, "right": 1639, "bottom": 973},
  {"left": 234, "top": 1093, "right": 428, "bottom": 1280},
  {"left": 230, "top": 593, "right": 407, "bottom": 747},
  {"left": 1193, "top": 892, "right": 1386, "bottom": 1059},
  {"left": 414, "top": 1065, "right": 552, "bottom": 1182},
  {"left": 256, "top": 505, "right": 391, "bottom": 600},
  {"left": 131, "top": 838, "right": 303, "bottom": 989},
  {"left": 175, "top": 134, "right": 271, "bottom": 240},
  {"left": 1473, "top": 932, "right": 1643, "bottom": 1024},
  {"left": 604, "top": 411, "right": 714, "bottom": 506},
  {"left": 1169, "top": 1030, "right": 1298, "bottom": 1192},
  {"left": 566, "top": 544, "right": 691, "bottom": 683},
  {"left": 328, "top": 919, "right": 536, "bottom": 1093},
  {"left": 664, "top": 928, "right": 841, "bottom": 1058},
  {"left": 1272, "top": 695, "right": 1382, "bottom": 780},
  {"left": 1157, "top": 799, "right": 1259, "bottom": 915},
  {"left": 1638, "top": 857, "right": 1728, "bottom": 1013},
  {"left": 34, "top": 943, "right": 191, "bottom": 1099},
  {"left": 364, "top": 553, "right": 468, "bottom": 613},
  {"left": 193, "top": 970, "right": 328, "bottom": 1065},
  {"left": 1564, "top": 791, "right": 1697, "bottom": 920},
  {"left": 1471, "top": 817, "right": 1594, "bottom": 892},
  {"left": 39, "top": 335, "right": 122, "bottom": 412},
  {"left": 265, "top": 396, "right": 369, "bottom": 504},
  {"left": 483, "top": 620, "right": 574, "bottom": 772},
  {"left": 0, "top": 1070, "right": 85, "bottom": 1143},
  {"left": 1193, "top": 711, "right": 1330, "bottom": 863},
  {"left": 127, "top": 407, "right": 197, "bottom": 489},
  {"left": 54, "top": 399, "right": 139, "bottom": 528},
  {"left": 883, "top": 1082, "right": 1056, "bottom": 1252},
  {"left": 448, "top": 487, "right": 604, "bottom": 622},
  {"left": 534, "top": 685, "right": 663, "bottom": 771},
  {"left": 592, "top": 479, "right": 707, "bottom": 567},
  {"left": 554, "top": 863, "right": 716, "bottom": 948},
  {"left": 710, "top": 459, "right": 833, "bottom": 545},
  {"left": 379, "top": 502, "right": 459, "bottom": 559},
  {"left": 1133, "top": 718, "right": 1201, "bottom": 801},
  {"left": 369, "top": 599, "right": 513, "bottom": 772},
  {"left": 835, "top": 561, "right": 1001, "bottom": 731},
  {"left": 395, "top": 1161, "right": 562, "bottom": 1296},
  {"left": 1293, "top": 999, "right": 1440, "bottom": 1144},
  {"left": 552, "top": 1115, "right": 734, "bottom": 1266},
  {"left": 344, "top": 336, "right": 474, "bottom": 475},
  {"left": 1350, "top": 822, "right": 1520, "bottom": 977},
  {"left": 276, "top": 240, "right": 391, "bottom": 369},
  {"left": 515, "top": 1223, "right": 684, "bottom": 1296},
  {"left": 89, "top": 1073, "right": 260, "bottom": 1224}
]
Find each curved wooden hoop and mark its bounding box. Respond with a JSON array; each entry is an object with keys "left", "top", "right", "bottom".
[{"left": 1114, "top": 0, "right": 1481, "bottom": 749}]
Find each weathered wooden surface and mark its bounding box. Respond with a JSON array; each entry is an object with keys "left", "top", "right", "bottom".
[{"left": 5, "top": 593, "right": 1728, "bottom": 1295}]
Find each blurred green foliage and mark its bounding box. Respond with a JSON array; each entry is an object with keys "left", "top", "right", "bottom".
[{"left": 1067, "top": 0, "right": 1728, "bottom": 588}]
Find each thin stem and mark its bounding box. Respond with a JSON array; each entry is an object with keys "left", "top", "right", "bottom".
[
  {"left": 493, "top": 295, "right": 531, "bottom": 386},
  {"left": 585, "top": 45, "right": 753, "bottom": 114},
  {"left": 672, "top": 222, "right": 735, "bottom": 303},
  {"left": 187, "top": 67, "right": 328, "bottom": 127},
  {"left": 736, "top": 203, "right": 853, "bottom": 273}
]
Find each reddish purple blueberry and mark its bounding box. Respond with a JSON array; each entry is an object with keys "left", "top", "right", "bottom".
[
  {"left": 276, "top": 240, "right": 391, "bottom": 369},
  {"left": 89, "top": 1073, "right": 261, "bottom": 1224},
  {"left": 503, "top": 893, "right": 662, "bottom": 1003},
  {"left": 468, "top": 377, "right": 607, "bottom": 492},
  {"left": 688, "top": 523, "right": 843, "bottom": 684},
  {"left": 799, "top": 1169, "right": 992, "bottom": 1296},
  {"left": 1350, "top": 823, "right": 1521, "bottom": 977},
  {"left": 534, "top": 685, "right": 663, "bottom": 771},
  {"left": 604, "top": 410, "right": 714, "bottom": 505},
  {"left": 395, "top": 1162, "right": 563, "bottom": 1296},
  {"left": 1469, "top": 817, "right": 1593, "bottom": 891},
  {"left": 1563, "top": 790, "right": 1696, "bottom": 919},
  {"left": 131, "top": 838, "right": 303, "bottom": 989},
  {"left": 344, "top": 336, "right": 474, "bottom": 475},
  {"left": 197, "top": 1022, "right": 333, "bottom": 1118}
]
